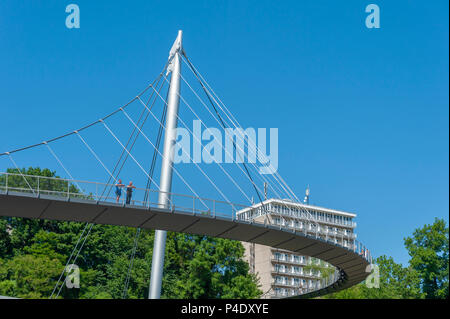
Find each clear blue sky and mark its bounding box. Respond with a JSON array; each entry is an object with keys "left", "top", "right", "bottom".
[{"left": 0, "top": 1, "right": 448, "bottom": 266}]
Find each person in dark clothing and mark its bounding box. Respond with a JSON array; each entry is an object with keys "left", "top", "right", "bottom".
[{"left": 126, "top": 181, "right": 136, "bottom": 205}]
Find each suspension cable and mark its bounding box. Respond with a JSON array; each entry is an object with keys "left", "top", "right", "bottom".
[
  {"left": 61, "top": 71, "right": 166, "bottom": 298},
  {"left": 55, "top": 223, "right": 95, "bottom": 298},
  {"left": 55, "top": 80, "right": 166, "bottom": 299},
  {"left": 163, "top": 74, "right": 259, "bottom": 199},
  {"left": 6, "top": 154, "right": 36, "bottom": 195},
  {"left": 76, "top": 132, "right": 116, "bottom": 184},
  {"left": 48, "top": 64, "right": 169, "bottom": 298},
  {"left": 179, "top": 69, "right": 289, "bottom": 201},
  {"left": 120, "top": 105, "right": 208, "bottom": 208},
  {"left": 0, "top": 84, "right": 156, "bottom": 158},
  {"left": 137, "top": 94, "right": 232, "bottom": 207},
  {"left": 44, "top": 142, "right": 84, "bottom": 192},
  {"left": 143, "top": 85, "right": 169, "bottom": 204},
  {"left": 182, "top": 54, "right": 303, "bottom": 204},
  {"left": 100, "top": 72, "right": 167, "bottom": 200},
  {"left": 158, "top": 75, "right": 254, "bottom": 204},
  {"left": 122, "top": 89, "right": 168, "bottom": 298},
  {"left": 122, "top": 228, "right": 141, "bottom": 298},
  {"left": 180, "top": 53, "right": 318, "bottom": 227},
  {"left": 180, "top": 53, "right": 265, "bottom": 206},
  {"left": 50, "top": 63, "right": 168, "bottom": 299},
  {"left": 50, "top": 222, "right": 90, "bottom": 298},
  {"left": 178, "top": 71, "right": 294, "bottom": 219}
]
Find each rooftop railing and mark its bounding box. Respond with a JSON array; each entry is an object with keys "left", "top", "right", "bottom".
[{"left": 238, "top": 207, "right": 357, "bottom": 228}]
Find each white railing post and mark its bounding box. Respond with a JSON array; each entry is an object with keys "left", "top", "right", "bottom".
[
  {"left": 5, "top": 173, "right": 8, "bottom": 192},
  {"left": 37, "top": 176, "right": 39, "bottom": 196}
]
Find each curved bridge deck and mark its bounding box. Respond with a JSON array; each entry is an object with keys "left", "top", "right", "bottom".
[{"left": 0, "top": 190, "right": 371, "bottom": 298}]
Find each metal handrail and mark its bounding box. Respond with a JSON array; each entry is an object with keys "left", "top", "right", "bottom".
[
  {"left": 0, "top": 172, "right": 248, "bottom": 218},
  {"left": 0, "top": 172, "right": 247, "bottom": 206}
]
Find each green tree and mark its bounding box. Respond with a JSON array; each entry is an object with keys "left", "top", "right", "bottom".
[
  {"left": 0, "top": 167, "right": 78, "bottom": 196},
  {"left": 162, "top": 233, "right": 261, "bottom": 299},
  {"left": 0, "top": 219, "right": 12, "bottom": 257},
  {"left": 404, "top": 218, "right": 449, "bottom": 299},
  {"left": 303, "top": 257, "right": 335, "bottom": 281},
  {"left": 0, "top": 254, "right": 63, "bottom": 298},
  {"left": 324, "top": 255, "right": 423, "bottom": 299}
]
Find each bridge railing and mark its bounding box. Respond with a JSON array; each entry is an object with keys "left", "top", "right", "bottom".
[{"left": 0, "top": 172, "right": 247, "bottom": 220}]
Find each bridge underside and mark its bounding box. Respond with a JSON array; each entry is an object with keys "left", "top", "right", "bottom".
[{"left": 0, "top": 191, "right": 370, "bottom": 299}]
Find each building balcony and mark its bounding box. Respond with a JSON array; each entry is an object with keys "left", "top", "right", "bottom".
[
  {"left": 270, "top": 222, "right": 357, "bottom": 240},
  {"left": 271, "top": 269, "right": 304, "bottom": 276},
  {"left": 271, "top": 289, "right": 302, "bottom": 298},
  {"left": 267, "top": 212, "right": 357, "bottom": 229},
  {"left": 271, "top": 280, "right": 319, "bottom": 291},
  {"left": 271, "top": 280, "right": 303, "bottom": 288},
  {"left": 270, "top": 256, "right": 307, "bottom": 265},
  {"left": 270, "top": 267, "right": 321, "bottom": 279}
]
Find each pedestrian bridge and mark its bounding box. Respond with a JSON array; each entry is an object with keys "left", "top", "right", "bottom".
[
  {"left": 0, "top": 172, "right": 372, "bottom": 299},
  {"left": 0, "top": 34, "right": 373, "bottom": 298}
]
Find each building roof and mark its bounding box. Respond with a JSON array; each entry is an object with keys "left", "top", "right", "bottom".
[{"left": 236, "top": 198, "right": 357, "bottom": 218}]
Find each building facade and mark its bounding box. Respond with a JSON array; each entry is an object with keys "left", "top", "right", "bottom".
[{"left": 236, "top": 198, "right": 357, "bottom": 298}]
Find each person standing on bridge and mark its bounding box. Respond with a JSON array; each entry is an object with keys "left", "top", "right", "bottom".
[
  {"left": 115, "top": 179, "right": 125, "bottom": 203},
  {"left": 126, "top": 181, "right": 136, "bottom": 205}
]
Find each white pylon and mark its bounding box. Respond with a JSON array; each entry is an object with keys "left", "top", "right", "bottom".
[{"left": 148, "top": 30, "right": 183, "bottom": 299}]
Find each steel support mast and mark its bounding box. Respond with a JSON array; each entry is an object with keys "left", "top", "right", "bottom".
[{"left": 148, "top": 30, "right": 183, "bottom": 299}]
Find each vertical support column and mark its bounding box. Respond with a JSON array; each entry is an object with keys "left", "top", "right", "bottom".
[{"left": 148, "top": 30, "right": 183, "bottom": 299}]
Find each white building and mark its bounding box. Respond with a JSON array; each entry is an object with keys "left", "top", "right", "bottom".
[{"left": 236, "top": 198, "right": 358, "bottom": 298}]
